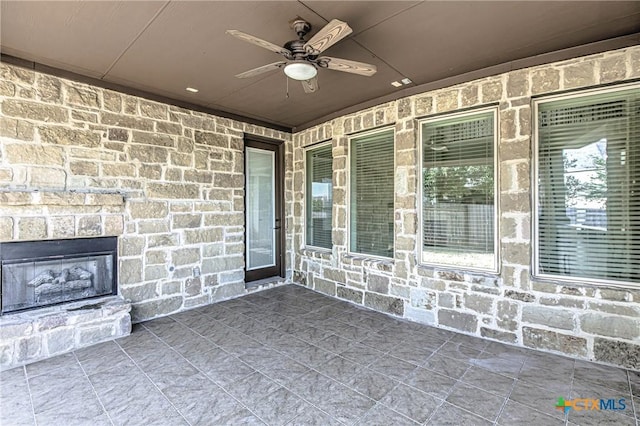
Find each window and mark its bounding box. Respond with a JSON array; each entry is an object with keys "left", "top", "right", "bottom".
[
  {"left": 420, "top": 109, "right": 497, "bottom": 271},
  {"left": 305, "top": 143, "right": 333, "bottom": 249},
  {"left": 350, "top": 129, "right": 394, "bottom": 257},
  {"left": 534, "top": 85, "right": 640, "bottom": 286}
]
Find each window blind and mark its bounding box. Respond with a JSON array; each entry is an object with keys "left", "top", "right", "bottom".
[
  {"left": 306, "top": 144, "right": 333, "bottom": 249},
  {"left": 350, "top": 130, "right": 394, "bottom": 257},
  {"left": 422, "top": 110, "right": 496, "bottom": 270},
  {"left": 536, "top": 86, "right": 640, "bottom": 285}
]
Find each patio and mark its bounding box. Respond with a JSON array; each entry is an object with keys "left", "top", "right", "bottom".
[{"left": 1, "top": 285, "right": 638, "bottom": 426}]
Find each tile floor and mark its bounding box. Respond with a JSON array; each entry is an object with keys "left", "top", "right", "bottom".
[{"left": 1, "top": 284, "right": 638, "bottom": 425}]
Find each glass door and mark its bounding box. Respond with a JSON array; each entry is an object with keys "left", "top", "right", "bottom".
[{"left": 245, "top": 140, "right": 283, "bottom": 282}]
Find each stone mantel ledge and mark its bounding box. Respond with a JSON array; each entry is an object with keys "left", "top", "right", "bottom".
[{"left": 0, "top": 190, "right": 125, "bottom": 207}]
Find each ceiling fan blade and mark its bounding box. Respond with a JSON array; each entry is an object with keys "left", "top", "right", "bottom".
[
  {"left": 301, "top": 77, "right": 319, "bottom": 94},
  {"left": 304, "top": 19, "right": 352, "bottom": 55},
  {"left": 235, "top": 61, "right": 286, "bottom": 79},
  {"left": 226, "top": 30, "right": 290, "bottom": 57},
  {"left": 319, "top": 56, "right": 377, "bottom": 76}
]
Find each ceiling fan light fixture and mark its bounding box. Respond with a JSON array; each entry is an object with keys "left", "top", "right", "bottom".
[{"left": 284, "top": 61, "right": 317, "bottom": 81}]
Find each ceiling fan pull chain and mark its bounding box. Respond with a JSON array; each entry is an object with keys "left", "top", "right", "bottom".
[{"left": 286, "top": 76, "right": 289, "bottom": 99}]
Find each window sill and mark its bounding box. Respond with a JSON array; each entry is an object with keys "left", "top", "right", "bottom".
[{"left": 301, "top": 247, "right": 332, "bottom": 260}]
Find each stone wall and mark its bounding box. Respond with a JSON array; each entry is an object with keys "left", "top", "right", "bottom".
[
  {"left": 292, "top": 46, "right": 640, "bottom": 370},
  {"left": 0, "top": 62, "right": 293, "bottom": 322}
]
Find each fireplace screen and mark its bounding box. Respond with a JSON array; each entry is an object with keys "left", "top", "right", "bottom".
[{"left": 0, "top": 237, "right": 117, "bottom": 314}]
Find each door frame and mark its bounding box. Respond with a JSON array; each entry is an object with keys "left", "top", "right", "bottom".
[{"left": 244, "top": 135, "right": 285, "bottom": 282}]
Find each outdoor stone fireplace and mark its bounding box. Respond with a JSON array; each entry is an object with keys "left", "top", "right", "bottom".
[
  {"left": 1, "top": 237, "right": 117, "bottom": 314},
  {"left": 0, "top": 191, "right": 131, "bottom": 370}
]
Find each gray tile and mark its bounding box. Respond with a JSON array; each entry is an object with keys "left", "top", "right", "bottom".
[
  {"left": 427, "top": 401, "right": 493, "bottom": 425},
  {"left": 268, "top": 334, "right": 313, "bottom": 356},
  {"left": 436, "top": 342, "right": 483, "bottom": 362},
  {"left": 250, "top": 387, "right": 312, "bottom": 426},
  {"left": 358, "top": 403, "right": 419, "bottom": 425},
  {"left": 387, "top": 344, "right": 434, "bottom": 366},
  {"left": 160, "top": 373, "right": 220, "bottom": 405},
  {"left": 403, "top": 367, "right": 457, "bottom": 399},
  {"left": 25, "top": 352, "right": 78, "bottom": 378},
  {"left": 0, "top": 376, "right": 35, "bottom": 426},
  {"left": 469, "top": 352, "right": 523, "bottom": 377},
  {"left": 106, "top": 391, "right": 187, "bottom": 426},
  {"left": 287, "top": 370, "right": 341, "bottom": 402},
  {"left": 34, "top": 397, "right": 109, "bottom": 426},
  {"left": 422, "top": 353, "right": 470, "bottom": 379},
  {"left": 360, "top": 332, "right": 405, "bottom": 353},
  {"left": 89, "top": 367, "right": 158, "bottom": 410},
  {"left": 288, "top": 343, "right": 335, "bottom": 368},
  {"left": 30, "top": 378, "right": 97, "bottom": 414},
  {"left": 116, "top": 326, "right": 163, "bottom": 350},
  {"left": 193, "top": 351, "right": 255, "bottom": 387},
  {"left": 172, "top": 335, "right": 219, "bottom": 357},
  {"left": 315, "top": 334, "right": 355, "bottom": 354},
  {"left": 292, "top": 326, "right": 335, "bottom": 344},
  {"left": 315, "top": 383, "right": 376, "bottom": 425},
  {"left": 509, "top": 380, "right": 566, "bottom": 420},
  {"left": 78, "top": 347, "right": 134, "bottom": 376},
  {"left": 217, "top": 333, "right": 265, "bottom": 356},
  {"left": 445, "top": 382, "right": 505, "bottom": 421},
  {"left": 369, "top": 355, "right": 419, "bottom": 381},
  {"left": 225, "top": 371, "right": 281, "bottom": 405},
  {"left": 460, "top": 365, "right": 515, "bottom": 397},
  {"left": 126, "top": 345, "right": 185, "bottom": 371},
  {"left": 338, "top": 342, "right": 386, "bottom": 367},
  {"left": 323, "top": 319, "right": 370, "bottom": 341},
  {"left": 27, "top": 362, "right": 84, "bottom": 396},
  {"left": 258, "top": 356, "right": 310, "bottom": 385},
  {"left": 286, "top": 406, "right": 342, "bottom": 426},
  {"left": 315, "top": 355, "right": 364, "bottom": 382},
  {"left": 145, "top": 361, "right": 201, "bottom": 390},
  {"left": 0, "top": 365, "right": 26, "bottom": 383},
  {"left": 573, "top": 360, "right": 631, "bottom": 393},
  {"left": 448, "top": 333, "right": 490, "bottom": 351},
  {"left": 380, "top": 383, "right": 442, "bottom": 424},
  {"left": 344, "top": 368, "right": 399, "bottom": 401},
  {"left": 74, "top": 340, "right": 122, "bottom": 362},
  {"left": 192, "top": 403, "right": 264, "bottom": 425},
  {"left": 497, "top": 399, "right": 566, "bottom": 425}
]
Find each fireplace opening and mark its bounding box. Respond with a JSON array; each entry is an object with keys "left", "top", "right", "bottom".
[{"left": 0, "top": 237, "right": 117, "bottom": 314}]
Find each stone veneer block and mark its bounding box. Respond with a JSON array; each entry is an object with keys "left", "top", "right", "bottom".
[{"left": 0, "top": 296, "right": 131, "bottom": 371}]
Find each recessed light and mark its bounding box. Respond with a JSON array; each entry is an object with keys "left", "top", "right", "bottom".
[
  {"left": 186, "top": 87, "right": 199, "bottom": 93},
  {"left": 401, "top": 78, "right": 412, "bottom": 85},
  {"left": 391, "top": 81, "right": 402, "bottom": 87}
]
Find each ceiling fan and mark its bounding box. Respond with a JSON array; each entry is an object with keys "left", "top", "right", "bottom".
[{"left": 226, "top": 18, "right": 377, "bottom": 93}]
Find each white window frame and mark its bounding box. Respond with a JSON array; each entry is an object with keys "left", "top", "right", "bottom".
[
  {"left": 303, "top": 141, "right": 333, "bottom": 251},
  {"left": 532, "top": 82, "right": 640, "bottom": 289},
  {"left": 418, "top": 107, "right": 500, "bottom": 273},
  {"left": 347, "top": 127, "right": 396, "bottom": 260}
]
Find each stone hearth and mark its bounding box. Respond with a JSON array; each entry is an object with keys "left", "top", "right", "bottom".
[{"left": 0, "top": 296, "right": 130, "bottom": 370}]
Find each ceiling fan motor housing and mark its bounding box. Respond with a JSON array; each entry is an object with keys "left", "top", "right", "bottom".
[{"left": 289, "top": 18, "right": 311, "bottom": 38}]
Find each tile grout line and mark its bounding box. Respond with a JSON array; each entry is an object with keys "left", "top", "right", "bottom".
[
  {"left": 490, "top": 350, "right": 528, "bottom": 426},
  {"left": 23, "top": 366, "right": 38, "bottom": 426},
  {"left": 114, "top": 327, "right": 195, "bottom": 426},
  {"left": 140, "top": 320, "right": 282, "bottom": 425},
  {"left": 627, "top": 370, "right": 639, "bottom": 425},
  {"left": 72, "top": 351, "right": 116, "bottom": 426}
]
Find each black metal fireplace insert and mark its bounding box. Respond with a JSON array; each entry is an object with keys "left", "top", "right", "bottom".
[{"left": 0, "top": 237, "right": 117, "bottom": 314}]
